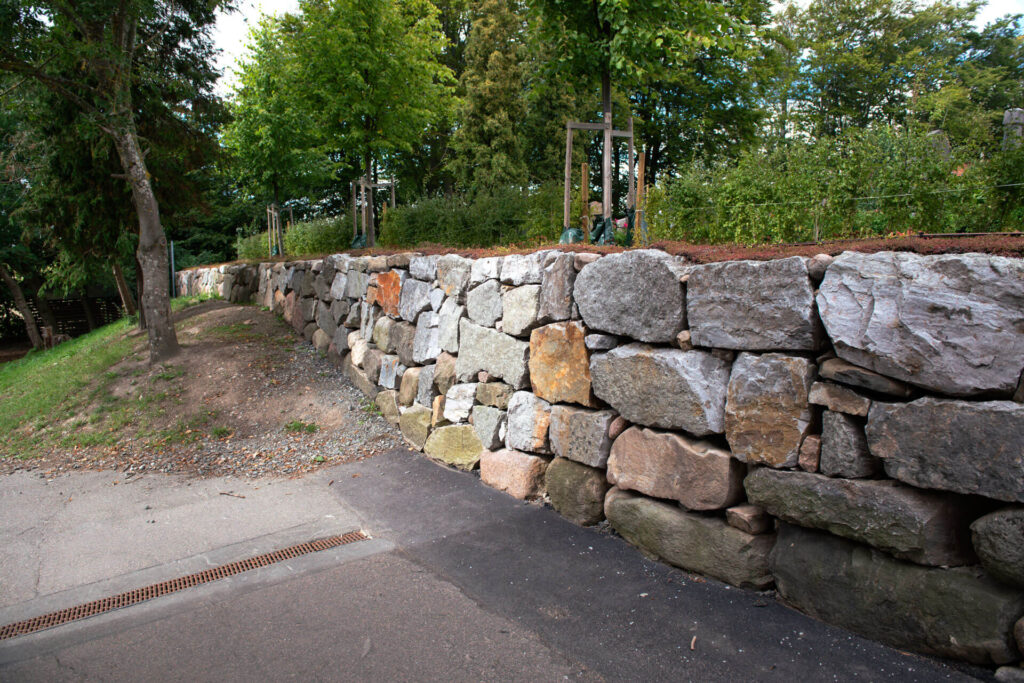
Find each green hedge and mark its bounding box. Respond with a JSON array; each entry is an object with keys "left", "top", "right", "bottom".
[
  {"left": 235, "top": 230, "right": 270, "bottom": 260},
  {"left": 646, "top": 125, "right": 1024, "bottom": 245},
  {"left": 380, "top": 182, "right": 566, "bottom": 248},
  {"left": 284, "top": 216, "right": 349, "bottom": 256}
]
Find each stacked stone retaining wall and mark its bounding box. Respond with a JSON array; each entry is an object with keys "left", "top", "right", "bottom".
[{"left": 178, "top": 248, "right": 1024, "bottom": 671}]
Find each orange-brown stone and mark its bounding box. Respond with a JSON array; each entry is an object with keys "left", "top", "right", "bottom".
[
  {"left": 375, "top": 270, "right": 403, "bottom": 318},
  {"left": 528, "top": 321, "right": 596, "bottom": 407}
]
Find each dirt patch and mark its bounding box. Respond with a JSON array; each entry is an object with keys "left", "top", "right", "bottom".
[{"left": 1, "top": 301, "right": 404, "bottom": 479}]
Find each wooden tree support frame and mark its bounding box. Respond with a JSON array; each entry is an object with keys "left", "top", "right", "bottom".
[
  {"left": 266, "top": 204, "right": 285, "bottom": 257},
  {"left": 351, "top": 161, "right": 397, "bottom": 245},
  {"left": 563, "top": 77, "right": 638, "bottom": 235}
]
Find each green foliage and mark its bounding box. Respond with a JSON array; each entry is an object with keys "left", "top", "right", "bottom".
[
  {"left": 236, "top": 231, "right": 272, "bottom": 261},
  {"left": 283, "top": 217, "right": 350, "bottom": 256},
  {"left": 0, "top": 317, "right": 134, "bottom": 458},
  {"left": 380, "top": 182, "right": 565, "bottom": 248},
  {"left": 222, "top": 17, "right": 332, "bottom": 206},
  {"left": 286, "top": 0, "right": 457, "bottom": 174},
  {"left": 284, "top": 419, "right": 319, "bottom": 433},
  {"left": 646, "top": 125, "right": 1024, "bottom": 245}
]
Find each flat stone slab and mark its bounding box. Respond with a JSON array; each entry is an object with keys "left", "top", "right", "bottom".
[
  {"left": 771, "top": 524, "right": 1024, "bottom": 666},
  {"left": 605, "top": 488, "right": 775, "bottom": 590},
  {"left": 817, "top": 251, "right": 1024, "bottom": 397},
  {"left": 608, "top": 427, "right": 744, "bottom": 511},
  {"left": 590, "top": 344, "right": 730, "bottom": 437},
  {"left": 687, "top": 257, "right": 822, "bottom": 351},
  {"left": 867, "top": 398, "right": 1024, "bottom": 502},
  {"left": 746, "top": 469, "right": 975, "bottom": 566}
]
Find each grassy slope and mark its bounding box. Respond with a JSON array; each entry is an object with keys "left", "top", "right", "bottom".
[{"left": 0, "top": 295, "right": 218, "bottom": 459}]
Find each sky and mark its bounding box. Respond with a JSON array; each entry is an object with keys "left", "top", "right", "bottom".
[{"left": 210, "top": 0, "right": 1024, "bottom": 97}]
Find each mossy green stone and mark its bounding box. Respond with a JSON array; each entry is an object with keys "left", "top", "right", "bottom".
[{"left": 423, "top": 424, "right": 483, "bottom": 470}]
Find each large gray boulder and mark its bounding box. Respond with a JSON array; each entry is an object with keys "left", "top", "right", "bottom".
[
  {"left": 590, "top": 344, "right": 730, "bottom": 437},
  {"left": 819, "top": 410, "right": 879, "bottom": 478},
  {"left": 687, "top": 257, "right": 822, "bottom": 351},
  {"left": 867, "top": 398, "right": 1024, "bottom": 502},
  {"left": 409, "top": 255, "right": 438, "bottom": 282},
  {"left": 505, "top": 390, "right": 552, "bottom": 454},
  {"left": 605, "top": 488, "right": 776, "bottom": 590},
  {"left": 413, "top": 311, "right": 442, "bottom": 364},
  {"left": 329, "top": 272, "right": 348, "bottom": 299},
  {"left": 399, "top": 278, "right": 432, "bottom": 323},
  {"left": 573, "top": 250, "right": 687, "bottom": 343},
  {"left": 817, "top": 251, "right": 1024, "bottom": 397},
  {"left": 472, "top": 405, "right": 507, "bottom": 451},
  {"left": 345, "top": 270, "right": 369, "bottom": 300},
  {"left": 537, "top": 252, "right": 576, "bottom": 324},
  {"left": 470, "top": 256, "right": 502, "bottom": 285},
  {"left": 466, "top": 278, "right": 503, "bottom": 327},
  {"left": 725, "top": 353, "right": 817, "bottom": 468},
  {"left": 501, "top": 285, "right": 541, "bottom": 337},
  {"left": 548, "top": 406, "right": 616, "bottom": 468},
  {"left": 437, "top": 298, "right": 464, "bottom": 353},
  {"left": 608, "top": 426, "right": 744, "bottom": 511},
  {"left": 745, "top": 469, "right": 975, "bottom": 566},
  {"left": 972, "top": 509, "right": 1024, "bottom": 588},
  {"left": 437, "top": 254, "right": 473, "bottom": 302},
  {"left": 455, "top": 320, "right": 531, "bottom": 389},
  {"left": 771, "top": 524, "right": 1024, "bottom": 665},
  {"left": 501, "top": 252, "right": 545, "bottom": 285}
]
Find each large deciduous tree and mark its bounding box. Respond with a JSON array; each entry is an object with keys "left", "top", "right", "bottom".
[
  {"left": 0, "top": 0, "right": 225, "bottom": 362},
  {"left": 222, "top": 16, "right": 330, "bottom": 208},
  {"left": 283, "top": 0, "right": 456, "bottom": 246}
]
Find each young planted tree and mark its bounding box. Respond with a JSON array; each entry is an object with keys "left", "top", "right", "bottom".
[
  {"left": 283, "top": 0, "right": 456, "bottom": 246},
  {"left": 0, "top": 0, "right": 225, "bottom": 362},
  {"left": 528, "top": 0, "right": 749, "bottom": 217}
]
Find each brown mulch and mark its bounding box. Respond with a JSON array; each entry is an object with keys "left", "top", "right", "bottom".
[
  {"left": 181, "top": 232, "right": 1024, "bottom": 272},
  {"left": 1, "top": 301, "right": 404, "bottom": 480}
]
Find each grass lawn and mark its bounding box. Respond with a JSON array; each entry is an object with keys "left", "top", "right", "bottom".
[{"left": 0, "top": 294, "right": 220, "bottom": 460}]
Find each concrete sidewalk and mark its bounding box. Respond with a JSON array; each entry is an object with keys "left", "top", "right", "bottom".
[{"left": 0, "top": 450, "right": 986, "bottom": 681}]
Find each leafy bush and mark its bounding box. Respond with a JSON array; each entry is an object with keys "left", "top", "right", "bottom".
[
  {"left": 283, "top": 216, "right": 349, "bottom": 256},
  {"left": 235, "top": 230, "right": 270, "bottom": 260},
  {"left": 647, "top": 125, "right": 1024, "bottom": 245},
  {"left": 380, "top": 182, "right": 566, "bottom": 248}
]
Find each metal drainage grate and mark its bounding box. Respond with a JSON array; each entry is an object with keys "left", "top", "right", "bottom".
[{"left": 0, "top": 531, "right": 368, "bottom": 641}]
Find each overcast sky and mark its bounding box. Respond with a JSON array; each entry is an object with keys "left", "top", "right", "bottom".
[{"left": 210, "top": 0, "right": 1024, "bottom": 97}]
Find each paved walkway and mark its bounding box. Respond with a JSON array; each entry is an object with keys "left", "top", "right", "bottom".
[{"left": 0, "top": 449, "right": 985, "bottom": 681}]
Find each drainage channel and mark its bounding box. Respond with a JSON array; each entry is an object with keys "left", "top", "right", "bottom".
[{"left": 0, "top": 530, "right": 369, "bottom": 641}]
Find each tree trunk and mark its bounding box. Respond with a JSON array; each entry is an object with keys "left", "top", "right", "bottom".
[
  {"left": 364, "top": 153, "right": 376, "bottom": 248},
  {"left": 27, "top": 278, "right": 59, "bottom": 333},
  {"left": 81, "top": 298, "right": 97, "bottom": 331},
  {"left": 112, "top": 261, "right": 137, "bottom": 316},
  {"left": 135, "top": 254, "right": 147, "bottom": 330},
  {"left": 110, "top": 125, "right": 178, "bottom": 362},
  {"left": 0, "top": 264, "right": 43, "bottom": 350}
]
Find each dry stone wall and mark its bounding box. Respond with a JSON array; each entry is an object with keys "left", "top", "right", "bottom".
[{"left": 178, "top": 248, "right": 1024, "bottom": 671}]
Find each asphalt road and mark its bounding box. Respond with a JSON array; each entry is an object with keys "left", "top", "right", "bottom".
[{"left": 0, "top": 449, "right": 988, "bottom": 682}]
